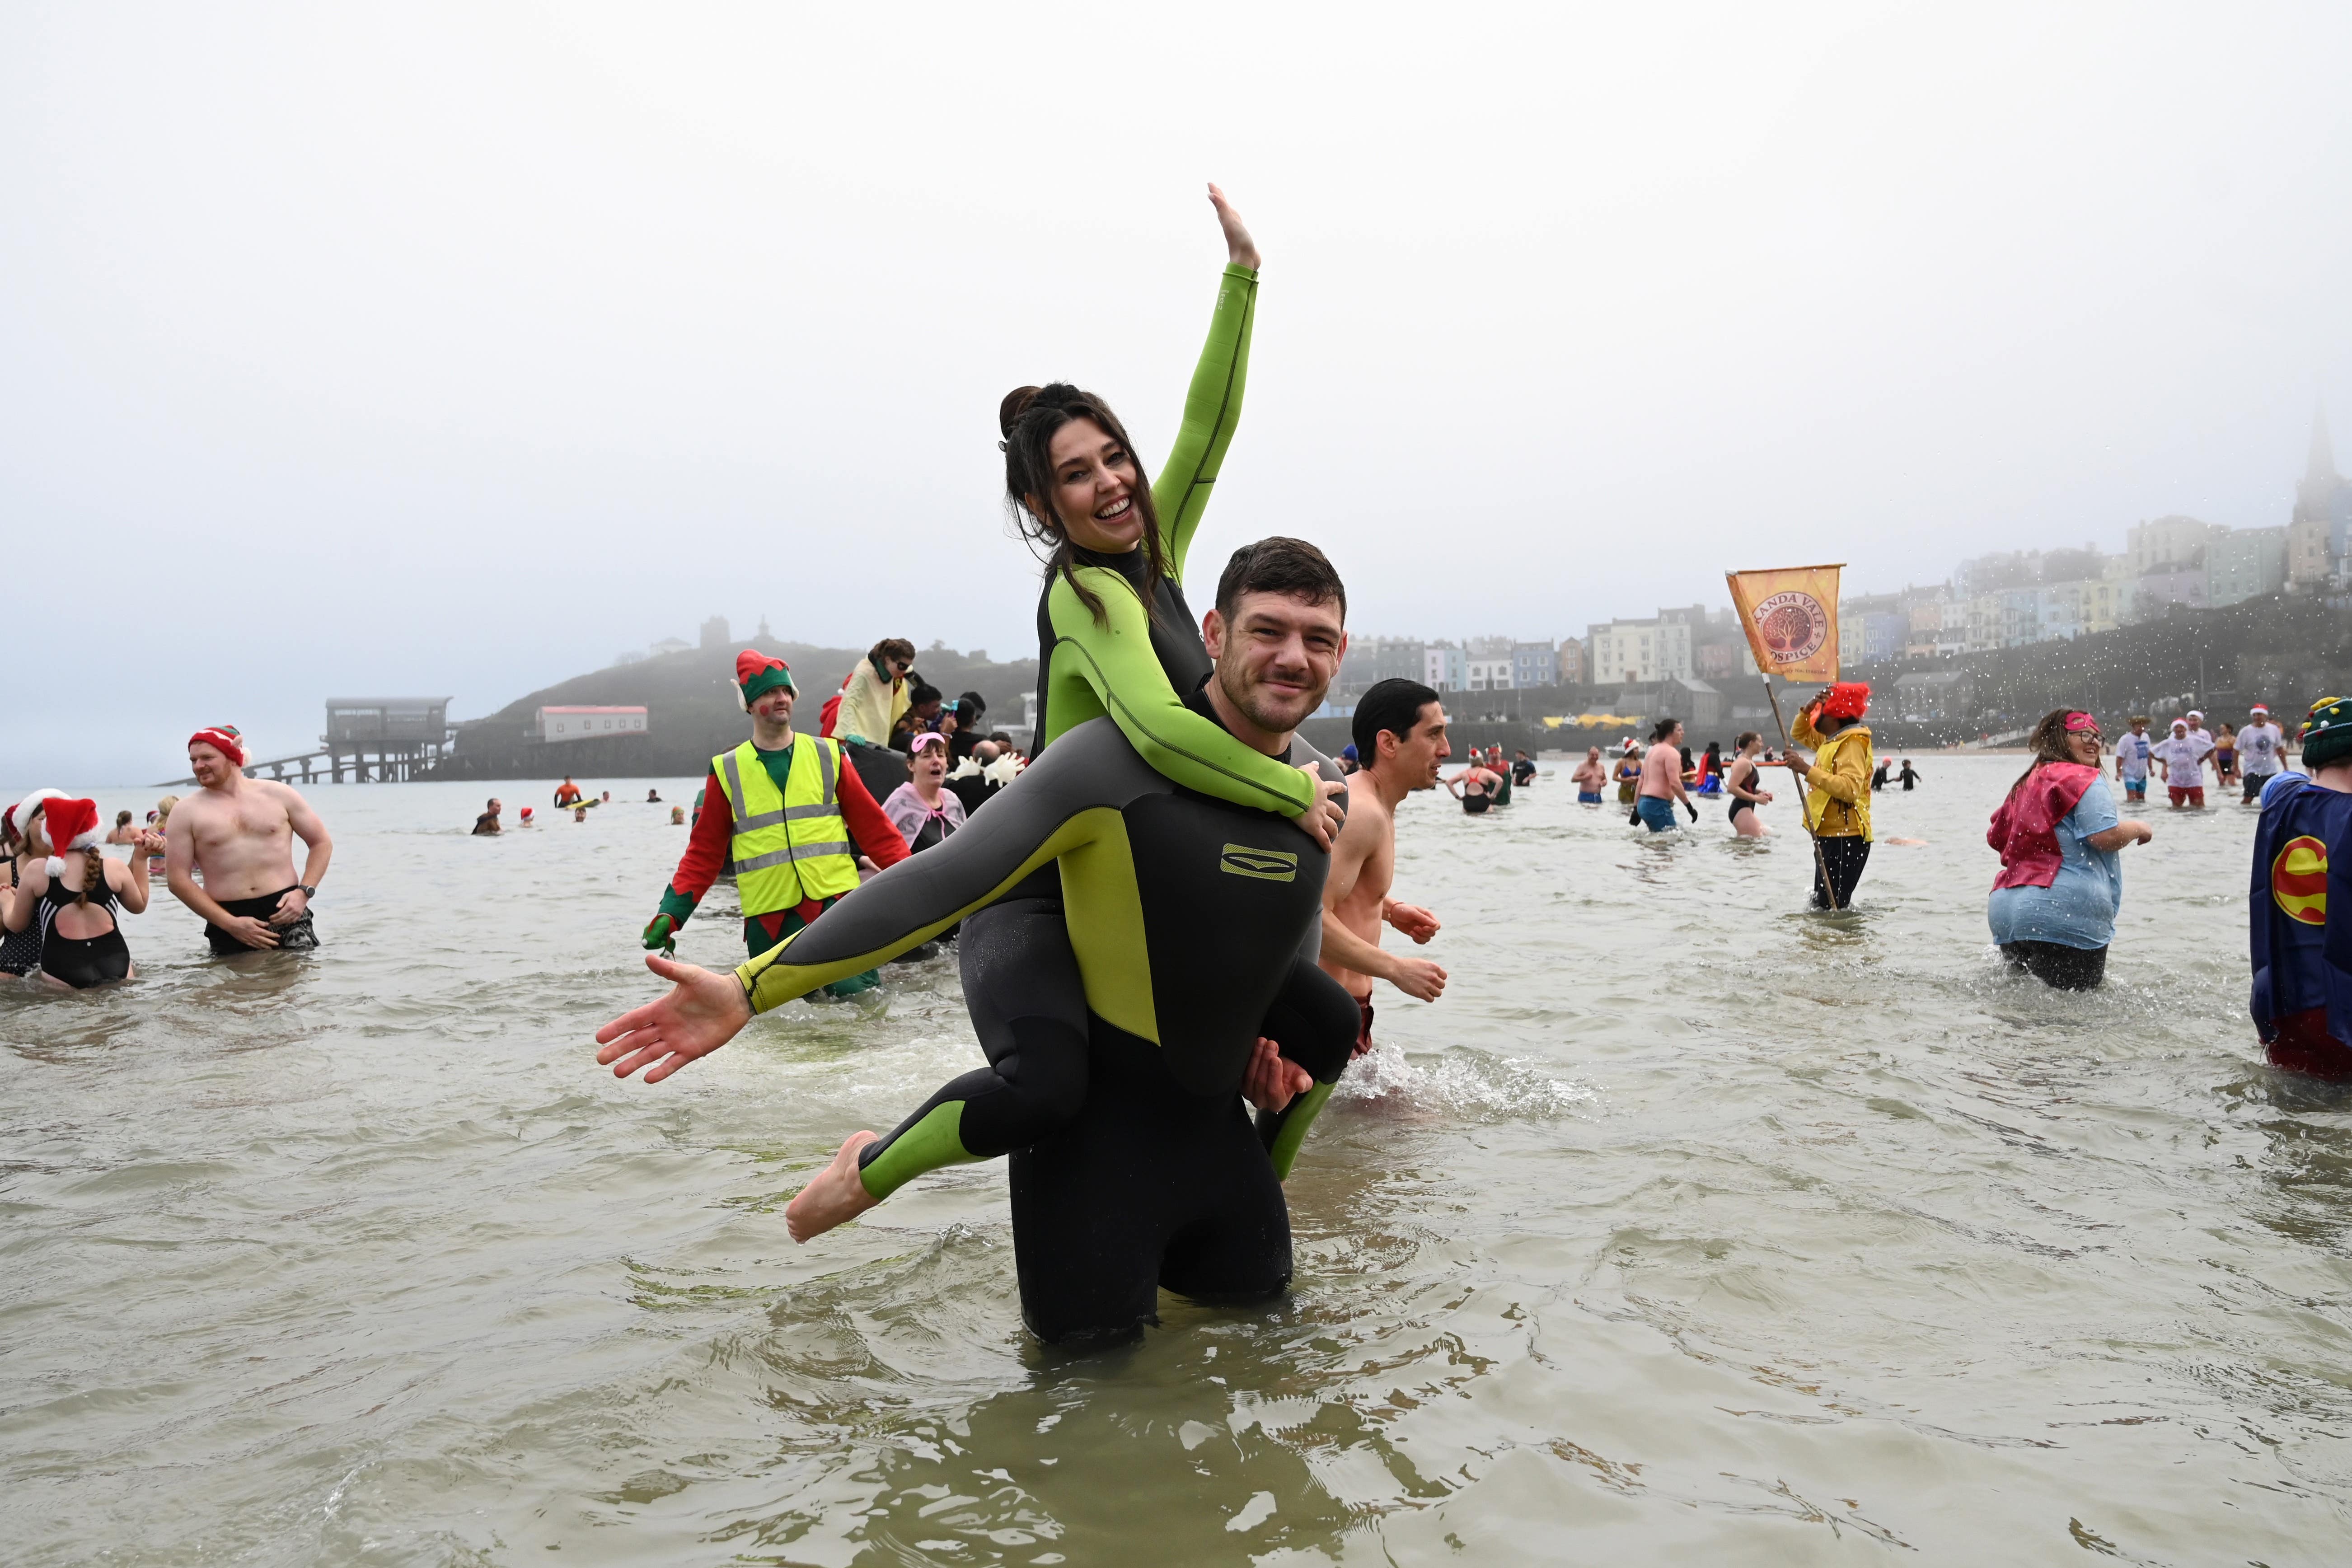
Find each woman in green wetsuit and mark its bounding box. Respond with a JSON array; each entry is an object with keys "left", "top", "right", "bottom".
[{"left": 951, "top": 187, "right": 1347, "bottom": 1155}]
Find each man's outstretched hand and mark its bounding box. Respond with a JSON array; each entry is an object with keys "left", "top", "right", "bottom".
[{"left": 595, "top": 954, "right": 754, "bottom": 1083}]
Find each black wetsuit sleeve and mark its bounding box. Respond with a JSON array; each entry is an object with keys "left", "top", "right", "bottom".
[{"left": 736, "top": 724, "right": 1145, "bottom": 1011}]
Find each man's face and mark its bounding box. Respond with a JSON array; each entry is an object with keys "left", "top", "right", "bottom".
[
  {"left": 1203, "top": 591, "right": 1347, "bottom": 735},
  {"left": 489, "top": 799, "right": 501, "bottom": 813},
  {"left": 1382, "top": 702, "right": 1450, "bottom": 788},
  {"left": 2131, "top": 722, "right": 2146, "bottom": 735},
  {"left": 189, "top": 743, "right": 231, "bottom": 787},
  {"left": 752, "top": 686, "right": 796, "bottom": 726}
]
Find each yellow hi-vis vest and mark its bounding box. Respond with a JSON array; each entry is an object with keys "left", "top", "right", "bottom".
[{"left": 712, "top": 738, "right": 860, "bottom": 915}]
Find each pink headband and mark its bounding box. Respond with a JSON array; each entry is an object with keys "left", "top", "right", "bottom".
[
  {"left": 2064, "top": 712, "right": 2099, "bottom": 733},
  {"left": 910, "top": 731, "right": 948, "bottom": 754}
]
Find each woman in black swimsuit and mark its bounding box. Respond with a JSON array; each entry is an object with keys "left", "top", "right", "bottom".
[
  {"left": 1725, "top": 731, "right": 1773, "bottom": 838},
  {"left": 1, "top": 791, "right": 67, "bottom": 978},
  {"left": 1, "top": 797, "right": 155, "bottom": 989}
]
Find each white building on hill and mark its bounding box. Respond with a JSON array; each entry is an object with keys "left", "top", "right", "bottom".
[{"left": 1587, "top": 617, "right": 1692, "bottom": 685}]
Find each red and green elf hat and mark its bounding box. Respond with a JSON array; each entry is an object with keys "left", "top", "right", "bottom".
[{"left": 733, "top": 651, "right": 794, "bottom": 711}]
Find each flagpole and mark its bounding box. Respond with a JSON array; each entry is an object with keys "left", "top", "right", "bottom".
[
  {"left": 1726, "top": 567, "right": 1847, "bottom": 913},
  {"left": 1761, "top": 673, "right": 1841, "bottom": 912}
]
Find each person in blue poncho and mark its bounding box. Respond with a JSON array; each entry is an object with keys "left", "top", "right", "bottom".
[{"left": 1986, "top": 710, "right": 2152, "bottom": 989}]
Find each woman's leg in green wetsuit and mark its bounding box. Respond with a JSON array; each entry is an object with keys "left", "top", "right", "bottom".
[
  {"left": 860, "top": 925, "right": 1362, "bottom": 1204},
  {"left": 855, "top": 895, "right": 1092, "bottom": 1199},
  {"left": 1251, "top": 954, "right": 1363, "bottom": 1178}
]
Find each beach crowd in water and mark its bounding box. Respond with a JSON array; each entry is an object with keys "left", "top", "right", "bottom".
[{"left": 10, "top": 186, "right": 2350, "bottom": 1349}]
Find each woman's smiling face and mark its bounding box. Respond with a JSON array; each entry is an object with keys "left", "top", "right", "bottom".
[{"left": 1039, "top": 417, "right": 1144, "bottom": 553}]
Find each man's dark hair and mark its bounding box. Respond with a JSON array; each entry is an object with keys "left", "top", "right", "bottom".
[
  {"left": 1353, "top": 678, "right": 1441, "bottom": 763},
  {"left": 1650, "top": 716, "right": 1680, "bottom": 743},
  {"left": 1215, "top": 536, "right": 1347, "bottom": 623},
  {"left": 908, "top": 680, "right": 942, "bottom": 708}
]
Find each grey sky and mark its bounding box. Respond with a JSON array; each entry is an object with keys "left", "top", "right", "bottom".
[{"left": 6, "top": 3, "right": 2349, "bottom": 785}]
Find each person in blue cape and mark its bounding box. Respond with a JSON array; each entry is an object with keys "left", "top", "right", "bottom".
[{"left": 2256, "top": 696, "right": 2352, "bottom": 1078}]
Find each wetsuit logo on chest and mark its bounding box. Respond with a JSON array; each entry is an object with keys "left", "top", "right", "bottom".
[{"left": 1219, "top": 843, "right": 1298, "bottom": 882}]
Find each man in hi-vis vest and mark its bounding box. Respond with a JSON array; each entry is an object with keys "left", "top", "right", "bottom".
[{"left": 644, "top": 651, "right": 910, "bottom": 997}]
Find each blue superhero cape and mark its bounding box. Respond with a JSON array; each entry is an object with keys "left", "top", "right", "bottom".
[{"left": 2249, "top": 774, "right": 2352, "bottom": 1039}]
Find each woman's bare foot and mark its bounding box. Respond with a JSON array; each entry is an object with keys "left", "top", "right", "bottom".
[{"left": 784, "top": 1131, "right": 881, "bottom": 1242}]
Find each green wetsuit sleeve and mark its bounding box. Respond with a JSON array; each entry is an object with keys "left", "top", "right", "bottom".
[
  {"left": 1047, "top": 566, "right": 1316, "bottom": 818},
  {"left": 1151, "top": 263, "right": 1257, "bottom": 580},
  {"left": 732, "top": 736, "right": 1124, "bottom": 1011}
]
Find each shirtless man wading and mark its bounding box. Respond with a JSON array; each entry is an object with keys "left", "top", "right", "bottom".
[
  {"left": 166, "top": 725, "right": 334, "bottom": 954},
  {"left": 1315, "top": 679, "right": 1449, "bottom": 1061},
  {"left": 1635, "top": 716, "right": 1696, "bottom": 831}
]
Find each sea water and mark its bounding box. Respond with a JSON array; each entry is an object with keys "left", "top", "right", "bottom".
[{"left": 2, "top": 759, "right": 2347, "bottom": 1565}]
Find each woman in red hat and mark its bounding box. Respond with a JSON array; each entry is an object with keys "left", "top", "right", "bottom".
[
  {"left": 3, "top": 790, "right": 69, "bottom": 977},
  {"left": 1783, "top": 682, "right": 1877, "bottom": 909},
  {"left": 0, "top": 796, "right": 159, "bottom": 988}
]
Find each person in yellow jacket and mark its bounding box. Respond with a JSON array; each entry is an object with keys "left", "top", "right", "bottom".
[
  {"left": 833, "top": 638, "right": 916, "bottom": 748},
  {"left": 643, "top": 651, "right": 912, "bottom": 997},
  {"left": 1784, "top": 682, "right": 1874, "bottom": 909}
]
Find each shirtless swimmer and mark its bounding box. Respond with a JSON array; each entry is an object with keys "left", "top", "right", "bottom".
[
  {"left": 166, "top": 726, "right": 333, "bottom": 954},
  {"left": 1315, "top": 678, "right": 1448, "bottom": 1062}
]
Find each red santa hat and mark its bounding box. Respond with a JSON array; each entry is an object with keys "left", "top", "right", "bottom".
[
  {"left": 41, "top": 797, "right": 100, "bottom": 875},
  {"left": 1818, "top": 682, "right": 1872, "bottom": 721},
  {"left": 733, "top": 651, "right": 795, "bottom": 711},
  {"left": 6, "top": 788, "right": 67, "bottom": 848},
  {"left": 189, "top": 725, "right": 246, "bottom": 766}
]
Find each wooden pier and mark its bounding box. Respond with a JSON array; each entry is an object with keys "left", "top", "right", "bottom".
[{"left": 156, "top": 698, "right": 455, "bottom": 785}]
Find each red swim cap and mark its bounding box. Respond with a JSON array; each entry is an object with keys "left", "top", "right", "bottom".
[{"left": 1818, "top": 683, "right": 1871, "bottom": 721}]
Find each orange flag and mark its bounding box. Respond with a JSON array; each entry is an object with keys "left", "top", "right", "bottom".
[{"left": 1726, "top": 564, "right": 1844, "bottom": 683}]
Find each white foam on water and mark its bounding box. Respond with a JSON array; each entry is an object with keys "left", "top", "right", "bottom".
[{"left": 1335, "top": 1036, "right": 1592, "bottom": 1118}]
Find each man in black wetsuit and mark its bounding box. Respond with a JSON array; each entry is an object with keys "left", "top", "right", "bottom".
[{"left": 595, "top": 538, "right": 1361, "bottom": 1344}]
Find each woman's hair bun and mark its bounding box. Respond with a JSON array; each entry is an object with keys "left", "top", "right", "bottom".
[{"left": 999, "top": 385, "right": 1043, "bottom": 438}]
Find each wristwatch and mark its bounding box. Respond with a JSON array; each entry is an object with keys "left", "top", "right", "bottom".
[{"left": 298, "top": 885, "right": 317, "bottom": 899}]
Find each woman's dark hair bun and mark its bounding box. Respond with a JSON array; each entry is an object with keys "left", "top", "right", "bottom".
[{"left": 999, "top": 385, "right": 1043, "bottom": 438}]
